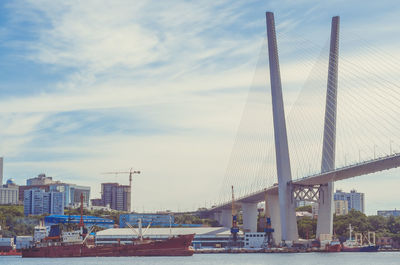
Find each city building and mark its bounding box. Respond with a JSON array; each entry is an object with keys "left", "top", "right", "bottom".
[
  {"left": 0, "top": 178, "right": 19, "bottom": 205},
  {"left": 92, "top": 182, "right": 131, "bottom": 212},
  {"left": 49, "top": 183, "right": 90, "bottom": 207},
  {"left": 377, "top": 210, "right": 400, "bottom": 217},
  {"left": 334, "top": 200, "right": 349, "bottom": 215},
  {"left": 19, "top": 174, "right": 90, "bottom": 208},
  {"left": 91, "top": 198, "right": 103, "bottom": 206},
  {"left": 23, "top": 189, "right": 64, "bottom": 216},
  {"left": 26, "top": 173, "right": 59, "bottom": 186},
  {"left": 0, "top": 158, "right": 19, "bottom": 205},
  {"left": 334, "top": 189, "right": 365, "bottom": 213},
  {"left": 44, "top": 215, "right": 114, "bottom": 229}
]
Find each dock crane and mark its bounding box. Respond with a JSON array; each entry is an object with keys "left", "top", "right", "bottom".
[{"left": 230, "top": 185, "right": 239, "bottom": 242}]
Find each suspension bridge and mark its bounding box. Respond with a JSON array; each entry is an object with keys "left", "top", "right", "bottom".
[{"left": 201, "top": 12, "right": 400, "bottom": 245}]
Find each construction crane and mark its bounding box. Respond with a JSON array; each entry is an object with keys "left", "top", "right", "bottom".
[
  {"left": 230, "top": 185, "right": 239, "bottom": 242},
  {"left": 103, "top": 168, "right": 141, "bottom": 187}
]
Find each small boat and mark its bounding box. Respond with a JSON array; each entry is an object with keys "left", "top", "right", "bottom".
[
  {"left": 341, "top": 224, "right": 379, "bottom": 252},
  {"left": 325, "top": 240, "right": 342, "bottom": 252}
]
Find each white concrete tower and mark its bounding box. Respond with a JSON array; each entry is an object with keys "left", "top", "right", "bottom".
[
  {"left": 317, "top": 16, "right": 340, "bottom": 238},
  {"left": 266, "top": 12, "right": 298, "bottom": 243}
]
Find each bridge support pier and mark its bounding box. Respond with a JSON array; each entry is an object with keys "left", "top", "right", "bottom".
[
  {"left": 242, "top": 203, "right": 258, "bottom": 232},
  {"left": 219, "top": 209, "right": 232, "bottom": 228},
  {"left": 266, "top": 193, "right": 281, "bottom": 245},
  {"left": 316, "top": 182, "right": 334, "bottom": 238}
]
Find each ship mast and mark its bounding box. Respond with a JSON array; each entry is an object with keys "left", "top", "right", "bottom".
[{"left": 79, "top": 193, "right": 84, "bottom": 228}]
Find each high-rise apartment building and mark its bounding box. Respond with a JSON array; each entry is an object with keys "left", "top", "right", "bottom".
[
  {"left": 93, "top": 183, "right": 131, "bottom": 212},
  {"left": 334, "top": 200, "right": 349, "bottom": 215},
  {"left": 334, "top": 189, "right": 365, "bottom": 213},
  {"left": 24, "top": 189, "right": 64, "bottom": 216}
]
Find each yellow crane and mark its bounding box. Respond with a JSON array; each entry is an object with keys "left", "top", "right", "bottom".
[
  {"left": 230, "top": 185, "right": 239, "bottom": 241},
  {"left": 103, "top": 168, "right": 141, "bottom": 187}
]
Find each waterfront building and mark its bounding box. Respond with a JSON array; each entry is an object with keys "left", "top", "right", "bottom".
[
  {"left": 334, "top": 189, "right": 365, "bottom": 213},
  {"left": 377, "top": 209, "right": 400, "bottom": 217},
  {"left": 23, "top": 189, "right": 64, "bottom": 216},
  {"left": 334, "top": 200, "right": 349, "bottom": 215}
]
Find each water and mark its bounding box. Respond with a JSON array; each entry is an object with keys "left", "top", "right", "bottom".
[{"left": 1, "top": 252, "right": 399, "bottom": 265}]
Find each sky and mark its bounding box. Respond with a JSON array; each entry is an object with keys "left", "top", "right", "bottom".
[{"left": 0, "top": 0, "right": 399, "bottom": 215}]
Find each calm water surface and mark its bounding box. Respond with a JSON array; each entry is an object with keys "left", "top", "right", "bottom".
[{"left": 1, "top": 252, "right": 399, "bottom": 265}]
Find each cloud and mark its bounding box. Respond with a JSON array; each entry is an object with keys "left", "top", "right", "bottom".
[{"left": 0, "top": 0, "right": 399, "bottom": 214}]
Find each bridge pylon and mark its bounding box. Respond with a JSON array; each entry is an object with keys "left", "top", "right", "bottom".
[
  {"left": 316, "top": 16, "right": 340, "bottom": 239},
  {"left": 266, "top": 11, "right": 298, "bottom": 243}
]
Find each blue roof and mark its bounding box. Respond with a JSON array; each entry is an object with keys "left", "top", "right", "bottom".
[{"left": 45, "top": 215, "right": 114, "bottom": 224}]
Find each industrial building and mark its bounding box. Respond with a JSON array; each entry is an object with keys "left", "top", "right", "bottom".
[
  {"left": 44, "top": 215, "right": 114, "bottom": 228},
  {"left": 95, "top": 227, "right": 243, "bottom": 248}
]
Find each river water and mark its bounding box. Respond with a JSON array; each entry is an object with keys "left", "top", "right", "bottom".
[{"left": 1, "top": 252, "right": 399, "bottom": 265}]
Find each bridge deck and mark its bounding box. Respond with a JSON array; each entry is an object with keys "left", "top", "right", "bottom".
[{"left": 209, "top": 153, "right": 400, "bottom": 211}]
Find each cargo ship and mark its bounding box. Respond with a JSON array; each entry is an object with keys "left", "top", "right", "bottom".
[
  {"left": 22, "top": 194, "right": 195, "bottom": 258},
  {"left": 22, "top": 233, "right": 195, "bottom": 257}
]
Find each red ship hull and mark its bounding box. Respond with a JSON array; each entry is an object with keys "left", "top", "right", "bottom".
[
  {"left": 22, "top": 234, "right": 195, "bottom": 258},
  {"left": 325, "top": 243, "right": 342, "bottom": 252},
  {"left": 0, "top": 249, "right": 22, "bottom": 256}
]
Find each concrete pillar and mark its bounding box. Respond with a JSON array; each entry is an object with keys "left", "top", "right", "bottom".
[
  {"left": 220, "top": 209, "right": 232, "bottom": 228},
  {"left": 242, "top": 203, "right": 258, "bottom": 232},
  {"left": 213, "top": 211, "right": 221, "bottom": 224},
  {"left": 317, "top": 16, "right": 340, "bottom": 239},
  {"left": 266, "top": 11, "right": 298, "bottom": 243},
  {"left": 266, "top": 192, "right": 281, "bottom": 246}
]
